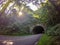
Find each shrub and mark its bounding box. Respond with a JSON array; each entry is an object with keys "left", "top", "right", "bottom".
[{"left": 47, "top": 24, "right": 60, "bottom": 36}]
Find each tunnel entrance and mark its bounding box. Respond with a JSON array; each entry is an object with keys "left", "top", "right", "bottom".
[{"left": 32, "top": 26, "right": 44, "bottom": 34}]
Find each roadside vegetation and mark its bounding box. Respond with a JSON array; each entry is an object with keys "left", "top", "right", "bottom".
[
  {"left": 0, "top": 0, "right": 60, "bottom": 45},
  {"left": 37, "top": 0, "right": 60, "bottom": 45}
]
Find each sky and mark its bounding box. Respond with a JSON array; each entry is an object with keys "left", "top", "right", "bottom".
[
  {"left": 26, "top": 0, "right": 47, "bottom": 11},
  {"left": 26, "top": 2, "right": 38, "bottom": 11}
]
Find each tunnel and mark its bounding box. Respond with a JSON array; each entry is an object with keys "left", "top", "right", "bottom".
[{"left": 32, "top": 26, "right": 44, "bottom": 34}]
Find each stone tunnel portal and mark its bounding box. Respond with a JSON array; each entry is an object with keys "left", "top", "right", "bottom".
[{"left": 32, "top": 26, "right": 44, "bottom": 34}]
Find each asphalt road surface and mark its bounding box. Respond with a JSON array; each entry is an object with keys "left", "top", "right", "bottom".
[{"left": 0, "top": 34, "right": 42, "bottom": 45}]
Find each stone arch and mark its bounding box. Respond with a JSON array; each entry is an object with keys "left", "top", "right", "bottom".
[{"left": 32, "top": 26, "right": 44, "bottom": 34}]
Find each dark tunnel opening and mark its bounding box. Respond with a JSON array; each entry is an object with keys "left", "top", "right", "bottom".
[{"left": 32, "top": 26, "right": 44, "bottom": 34}]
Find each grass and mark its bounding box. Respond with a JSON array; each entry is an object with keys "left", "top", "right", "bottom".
[
  {"left": 2, "top": 33, "right": 32, "bottom": 36},
  {"left": 37, "top": 24, "right": 60, "bottom": 45},
  {"left": 37, "top": 34, "right": 52, "bottom": 45}
]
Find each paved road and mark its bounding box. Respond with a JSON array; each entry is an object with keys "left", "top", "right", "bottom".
[{"left": 0, "top": 34, "right": 42, "bottom": 45}]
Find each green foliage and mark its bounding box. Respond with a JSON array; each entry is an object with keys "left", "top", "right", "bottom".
[
  {"left": 48, "top": 36, "right": 60, "bottom": 45},
  {"left": 38, "top": 34, "right": 60, "bottom": 45},
  {"left": 34, "top": 1, "right": 60, "bottom": 27},
  {"left": 37, "top": 1, "right": 60, "bottom": 45},
  {"left": 40, "top": 24, "right": 60, "bottom": 45},
  {"left": 47, "top": 24, "right": 60, "bottom": 36},
  {"left": 38, "top": 34, "right": 52, "bottom": 45},
  {"left": 34, "top": 3, "right": 51, "bottom": 26}
]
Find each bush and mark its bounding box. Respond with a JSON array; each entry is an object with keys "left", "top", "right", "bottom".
[
  {"left": 37, "top": 34, "right": 52, "bottom": 45},
  {"left": 47, "top": 24, "right": 60, "bottom": 36},
  {"left": 38, "top": 24, "right": 60, "bottom": 45}
]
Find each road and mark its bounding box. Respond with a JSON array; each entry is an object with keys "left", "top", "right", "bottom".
[{"left": 0, "top": 34, "right": 42, "bottom": 45}]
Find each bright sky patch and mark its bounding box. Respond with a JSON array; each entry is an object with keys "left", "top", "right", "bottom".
[{"left": 26, "top": 3, "right": 38, "bottom": 11}]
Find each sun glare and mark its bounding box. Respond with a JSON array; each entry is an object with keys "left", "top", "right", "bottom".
[
  {"left": 2, "top": 40, "right": 14, "bottom": 45},
  {"left": 18, "top": 6, "right": 24, "bottom": 16},
  {"left": 18, "top": 11, "right": 23, "bottom": 16}
]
